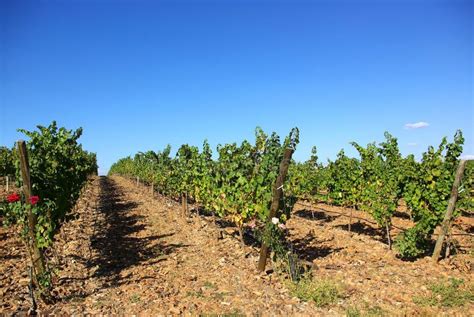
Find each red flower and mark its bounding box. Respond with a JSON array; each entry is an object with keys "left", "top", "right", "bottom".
[
  {"left": 7, "top": 193, "right": 20, "bottom": 203},
  {"left": 29, "top": 196, "right": 39, "bottom": 206}
]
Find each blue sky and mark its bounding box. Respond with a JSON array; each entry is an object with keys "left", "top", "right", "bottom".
[{"left": 1, "top": 0, "right": 473, "bottom": 174}]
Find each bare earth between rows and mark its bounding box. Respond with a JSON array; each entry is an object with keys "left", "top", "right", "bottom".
[{"left": 0, "top": 176, "right": 472, "bottom": 315}]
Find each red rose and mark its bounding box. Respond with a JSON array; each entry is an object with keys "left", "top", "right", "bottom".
[
  {"left": 7, "top": 193, "right": 20, "bottom": 203},
  {"left": 29, "top": 196, "right": 39, "bottom": 205}
]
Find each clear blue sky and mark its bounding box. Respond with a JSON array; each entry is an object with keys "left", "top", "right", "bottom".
[{"left": 1, "top": 0, "right": 473, "bottom": 174}]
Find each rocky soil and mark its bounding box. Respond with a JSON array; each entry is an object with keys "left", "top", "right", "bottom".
[{"left": 1, "top": 176, "right": 472, "bottom": 315}]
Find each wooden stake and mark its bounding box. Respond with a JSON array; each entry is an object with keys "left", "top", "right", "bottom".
[
  {"left": 185, "top": 192, "right": 189, "bottom": 215},
  {"left": 349, "top": 206, "right": 353, "bottom": 233},
  {"left": 182, "top": 192, "right": 187, "bottom": 216},
  {"left": 238, "top": 225, "right": 244, "bottom": 245},
  {"left": 258, "top": 147, "right": 295, "bottom": 272},
  {"left": 6, "top": 175, "right": 9, "bottom": 192},
  {"left": 28, "top": 266, "right": 37, "bottom": 314},
  {"left": 17, "top": 141, "right": 48, "bottom": 293},
  {"left": 445, "top": 234, "right": 451, "bottom": 259},
  {"left": 385, "top": 222, "right": 392, "bottom": 250},
  {"left": 432, "top": 160, "right": 467, "bottom": 262}
]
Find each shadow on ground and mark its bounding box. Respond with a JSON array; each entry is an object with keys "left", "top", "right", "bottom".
[
  {"left": 392, "top": 210, "right": 412, "bottom": 220},
  {"left": 294, "top": 209, "right": 340, "bottom": 223},
  {"left": 334, "top": 221, "right": 384, "bottom": 242},
  {"left": 88, "top": 176, "right": 187, "bottom": 287},
  {"left": 290, "top": 233, "right": 343, "bottom": 262}
]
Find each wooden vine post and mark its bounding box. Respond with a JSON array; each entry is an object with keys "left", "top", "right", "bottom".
[
  {"left": 348, "top": 206, "right": 353, "bottom": 233},
  {"left": 185, "top": 192, "right": 189, "bottom": 215},
  {"left": 182, "top": 192, "right": 189, "bottom": 216},
  {"left": 257, "top": 147, "right": 295, "bottom": 272},
  {"left": 385, "top": 221, "right": 392, "bottom": 250},
  {"left": 17, "top": 141, "right": 48, "bottom": 291},
  {"left": 432, "top": 160, "right": 467, "bottom": 262}
]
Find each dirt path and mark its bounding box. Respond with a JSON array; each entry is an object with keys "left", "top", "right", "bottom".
[
  {"left": 102, "top": 176, "right": 334, "bottom": 315},
  {"left": 1, "top": 176, "right": 473, "bottom": 315},
  {"left": 1, "top": 176, "right": 323, "bottom": 315},
  {"left": 78, "top": 176, "right": 317, "bottom": 315}
]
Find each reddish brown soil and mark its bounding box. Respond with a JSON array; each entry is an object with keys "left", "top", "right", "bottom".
[
  {"left": 0, "top": 176, "right": 473, "bottom": 316},
  {"left": 288, "top": 202, "right": 473, "bottom": 316}
]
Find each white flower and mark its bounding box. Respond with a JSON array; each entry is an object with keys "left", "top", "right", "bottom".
[
  {"left": 248, "top": 220, "right": 256, "bottom": 229},
  {"left": 271, "top": 217, "right": 279, "bottom": 225}
]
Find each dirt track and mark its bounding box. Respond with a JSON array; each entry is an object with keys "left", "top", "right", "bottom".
[
  {"left": 0, "top": 176, "right": 473, "bottom": 315},
  {"left": 1, "top": 177, "right": 321, "bottom": 315}
]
